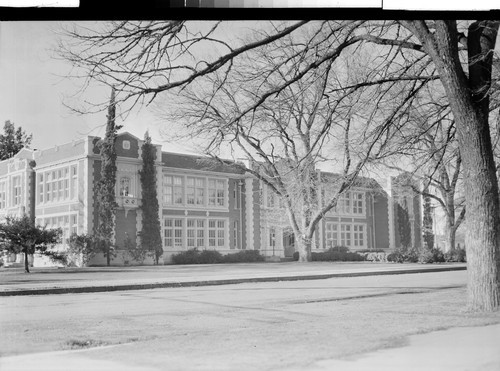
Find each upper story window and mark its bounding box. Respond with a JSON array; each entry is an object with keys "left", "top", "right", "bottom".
[
  {"left": 12, "top": 176, "right": 22, "bottom": 206},
  {"left": 208, "top": 179, "right": 225, "bottom": 207},
  {"left": 352, "top": 192, "right": 365, "bottom": 214},
  {"left": 163, "top": 173, "right": 227, "bottom": 208},
  {"left": 186, "top": 177, "right": 205, "bottom": 206},
  {"left": 38, "top": 165, "right": 76, "bottom": 205},
  {"left": 331, "top": 191, "right": 365, "bottom": 215},
  {"left": 0, "top": 181, "right": 6, "bottom": 209},
  {"left": 119, "top": 177, "right": 131, "bottom": 196},
  {"left": 163, "top": 175, "right": 184, "bottom": 205},
  {"left": 122, "top": 140, "right": 131, "bottom": 150}
]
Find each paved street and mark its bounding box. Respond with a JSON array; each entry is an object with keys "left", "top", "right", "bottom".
[{"left": 1, "top": 270, "right": 500, "bottom": 371}]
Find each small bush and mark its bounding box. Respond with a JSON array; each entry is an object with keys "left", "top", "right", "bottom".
[
  {"left": 444, "top": 248, "right": 466, "bottom": 262},
  {"left": 292, "top": 251, "right": 299, "bottom": 261},
  {"left": 312, "top": 247, "right": 364, "bottom": 262}
]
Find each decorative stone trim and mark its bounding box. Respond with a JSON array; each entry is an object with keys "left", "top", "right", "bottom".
[{"left": 245, "top": 177, "right": 254, "bottom": 250}]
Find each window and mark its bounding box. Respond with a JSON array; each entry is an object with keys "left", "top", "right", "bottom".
[
  {"left": 164, "top": 218, "right": 183, "bottom": 248},
  {"left": 338, "top": 192, "right": 351, "bottom": 214},
  {"left": 71, "top": 214, "right": 78, "bottom": 235},
  {"left": 163, "top": 175, "right": 183, "bottom": 205},
  {"left": 352, "top": 192, "right": 364, "bottom": 214},
  {"left": 38, "top": 174, "right": 44, "bottom": 203},
  {"left": 186, "top": 177, "right": 205, "bottom": 206},
  {"left": 187, "top": 219, "right": 205, "bottom": 248},
  {"left": 233, "top": 220, "right": 238, "bottom": 249},
  {"left": 353, "top": 224, "right": 365, "bottom": 247},
  {"left": 40, "top": 213, "right": 76, "bottom": 246},
  {"left": 120, "top": 177, "right": 130, "bottom": 196},
  {"left": 340, "top": 224, "right": 351, "bottom": 247},
  {"left": 12, "top": 176, "right": 21, "bottom": 206},
  {"left": 0, "top": 181, "right": 6, "bottom": 209},
  {"left": 39, "top": 166, "right": 73, "bottom": 204},
  {"left": 325, "top": 223, "right": 338, "bottom": 248},
  {"left": 122, "top": 140, "right": 130, "bottom": 150},
  {"left": 208, "top": 219, "right": 225, "bottom": 247},
  {"left": 70, "top": 165, "right": 78, "bottom": 199},
  {"left": 208, "top": 179, "right": 225, "bottom": 207},
  {"left": 267, "top": 186, "right": 275, "bottom": 208}
]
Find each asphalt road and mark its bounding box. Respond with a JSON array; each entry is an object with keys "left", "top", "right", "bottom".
[{"left": 1, "top": 270, "right": 500, "bottom": 371}]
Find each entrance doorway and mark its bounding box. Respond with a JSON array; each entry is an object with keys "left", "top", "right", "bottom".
[{"left": 283, "top": 228, "right": 295, "bottom": 258}]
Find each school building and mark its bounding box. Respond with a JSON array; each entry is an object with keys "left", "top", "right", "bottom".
[{"left": 0, "top": 132, "right": 422, "bottom": 267}]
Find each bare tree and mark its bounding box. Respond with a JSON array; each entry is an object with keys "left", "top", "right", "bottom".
[
  {"left": 59, "top": 20, "right": 500, "bottom": 311},
  {"left": 163, "top": 45, "right": 423, "bottom": 261}
]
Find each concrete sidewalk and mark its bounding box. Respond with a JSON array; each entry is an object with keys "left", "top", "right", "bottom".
[{"left": 0, "top": 262, "right": 467, "bottom": 296}]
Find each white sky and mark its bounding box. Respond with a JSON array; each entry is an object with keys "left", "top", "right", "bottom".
[{"left": 0, "top": 21, "right": 197, "bottom": 154}]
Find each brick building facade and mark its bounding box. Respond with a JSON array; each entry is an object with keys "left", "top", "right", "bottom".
[{"left": 0, "top": 133, "right": 422, "bottom": 266}]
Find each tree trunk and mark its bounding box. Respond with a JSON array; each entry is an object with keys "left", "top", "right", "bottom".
[
  {"left": 24, "top": 250, "right": 30, "bottom": 273},
  {"left": 414, "top": 21, "right": 500, "bottom": 311},
  {"left": 106, "top": 245, "right": 111, "bottom": 266},
  {"left": 296, "top": 235, "right": 312, "bottom": 262},
  {"left": 443, "top": 219, "right": 456, "bottom": 253}
]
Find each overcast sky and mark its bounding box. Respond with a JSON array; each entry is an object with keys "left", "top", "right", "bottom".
[{"left": 0, "top": 21, "right": 196, "bottom": 153}]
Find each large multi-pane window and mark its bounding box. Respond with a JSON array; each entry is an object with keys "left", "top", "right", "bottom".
[
  {"left": 209, "top": 219, "right": 225, "bottom": 247},
  {"left": 332, "top": 191, "right": 365, "bottom": 215},
  {"left": 187, "top": 219, "right": 205, "bottom": 248},
  {"left": 37, "top": 213, "right": 77, "bottom": 246},
  {"left": 325, "top": 223, "right": 338, "bottom": 248},
  {"left": 164, "top": 218, "right": 183, "bottom": 247},
  {"left": 326, "top": 222, "right": 365, "bottom": 248},
  {"left": 353, "top": 224, "right": 365, "bottom": 247},
  {"left": 163, "top": 175, "right": 184, "bottom": 205},
  {"left": 186, "top": 177, "right": 205, "bottom": 206},
  {"left": 0, "top": 181, "right": 6, "bottom": 209},
  {"left": 38, "top": 165, "right": 75, "bottom": 204},
  {"left": 163, "top": 174, "right": 226, "bottom": 208},
  {"left": 340, "top": 224, "right": 351, "bottom": 247},
  {"left": 163, "top": 217, "right": 227, "bottom": 249},
  {"left": 12, "top": 176, "right": 22, "bottom": 206},
  {"left": 352, "top": 192, "right": 365, "bottom": 214},
  {"left": 208, "top": 179, "right": 225, "bottom": 207}
]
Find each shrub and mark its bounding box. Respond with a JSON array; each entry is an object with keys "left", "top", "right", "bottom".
[
  {"left": 444, "top": 248, "right": 466, "bottom": 263},
  {"left": 312, "top": 248, "right": 364, "bottom": 262},
  {"left": 418, "top": 247, "right": 445, "bottom": 264},
  {"left": 387, "top": 246, "right": 419, "bottom": 263},
  {"left": 198, "top": 250, "right": 223, "bottom": 264},
  {"left": 171, "top": 249, "right": 265, "bottom": 265},
  {"left": 222, "top": 250, "right": 265, "bottom": 263}
]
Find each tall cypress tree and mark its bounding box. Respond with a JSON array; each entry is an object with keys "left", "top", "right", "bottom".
[
  {"left": 139, "top": 131, "right": 163, "bottom": 264},
  {"left": 397, "top": 201, "right": 412, "bottom": 249},
  {"left": 422, "top": 188, "right": 435, "bottom": 250},
  {"left": 96, "top": 87, "right": 121, "bottom": 266}
]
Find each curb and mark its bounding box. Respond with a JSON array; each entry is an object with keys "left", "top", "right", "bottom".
[{"left": 0, "top": 265, "right": 466, "bottom": 297}]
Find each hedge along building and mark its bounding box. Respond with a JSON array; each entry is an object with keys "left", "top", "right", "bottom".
[{"left": 0, "top": 132, "right": 423, "bottom": 267}]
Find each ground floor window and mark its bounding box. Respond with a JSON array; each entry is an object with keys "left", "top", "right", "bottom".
[
  {"left": 36, "top": 213, "right": 78, "bottom": 246},
  {"left": 325, "top": 221, "right": 366, "bottom": 249},
  {"left": 163, "top": 217, "right": 228, "bottom": 249}
]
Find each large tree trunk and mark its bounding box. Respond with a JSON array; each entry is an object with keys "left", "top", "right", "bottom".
[
  {"left": 443, "top": 219, "right": 456, "bottom": 253},
  {"left": 296, "top": 235, "right": 312, "bottom": 262},
  {"left": 435, "top": 22, "right": 499, "bottom": 311},
  {"left": 411, "top": 21, "right": 500, "bottom": 311}
]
